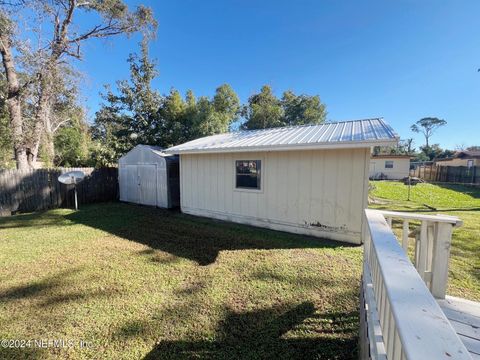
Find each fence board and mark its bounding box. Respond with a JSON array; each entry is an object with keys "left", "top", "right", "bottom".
[
  {"left": 411, "top": 165, "right": 480, "bottom": 185},
  {"left": 0, "top": 167, "right": 118, "bottom": 216}
]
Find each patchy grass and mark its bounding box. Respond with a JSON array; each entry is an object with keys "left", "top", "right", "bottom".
[
  {"left": 0, "top": 203, "right": 361, "bottom": 360},
  {"left": 370, "top": 181, "right": 480, "bottom": 301}
]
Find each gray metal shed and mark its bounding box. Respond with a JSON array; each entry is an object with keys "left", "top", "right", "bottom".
[{"left": 118, "top": 145, "right": 179, "bottom": 208}]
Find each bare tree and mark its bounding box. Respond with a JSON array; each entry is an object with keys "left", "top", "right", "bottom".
[{"left": 0, "top": 0, "right": 156, "bottom": 168}]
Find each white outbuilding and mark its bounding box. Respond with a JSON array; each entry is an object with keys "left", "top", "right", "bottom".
[
  {"left": 369, "top": 155, "right": 412, "bottom": 180},
  {"left": 119, "top": 145, "right": 180, "bottom": 208},
  {"left": 165, "top": 118, "right": 398, "bottom": 244}
]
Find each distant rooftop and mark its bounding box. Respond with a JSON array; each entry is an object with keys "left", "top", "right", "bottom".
[{"left": 165, "top": 118, "right": 399, "bottom": 154}]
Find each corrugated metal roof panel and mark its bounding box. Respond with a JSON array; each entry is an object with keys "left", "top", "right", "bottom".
[{"left": 165, "top": 118, "right": 399, "bottom": 154}]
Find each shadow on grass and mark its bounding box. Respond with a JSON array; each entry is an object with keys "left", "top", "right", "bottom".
[
  {"left": 0, "top": 267, "right": 114, "bottom": 306},
  {"left": 64, "top": 203, "right": 355, "bottom": 266},
  {"left": 116, "top": 302, "right": 358, "bottom": 359}
]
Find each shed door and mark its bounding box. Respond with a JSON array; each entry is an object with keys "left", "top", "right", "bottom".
[
  {"left": 138, "top": 164, "right": 157, "bottom": 206},
  {"left": 125, "top": 165, "right": 139, "bottom": 203}
]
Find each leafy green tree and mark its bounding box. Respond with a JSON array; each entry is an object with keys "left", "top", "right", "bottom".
[
  {"left": 212, "top": 83, "right": 240, "bottom": 130},
  {"left": 281, "top": 91, "right": 326, "bottom": 126},
  {"left": 241, "top": 86, "right": 327, "bottom": 130},
  {"left": 54, "top": 107, "right": 92, "bottom": 167},
  {"left": 92, "top": 39, "right": 162, "bottom": 165},
  {"left": 419, "top": 144, "right": 454, "bottom": 161},
  {"left": 241, "top": 85, "right": 284, "bottom": 130},
  {"left": 411, "top": 117, "right": 447, "bottom": 147},
  {"left": 158, "top": 84, "right": 239, "bottom": 146},
  {"left": 158, "top": 88, "right": 188, "bottom": 147}
]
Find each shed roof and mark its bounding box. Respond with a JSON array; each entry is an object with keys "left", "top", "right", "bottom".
[
  {"left": 165, "top": 118, "right": 398, "bottom": 154},
  {"left": 118, "top": 144, "right": 178, "bottom": 164}
]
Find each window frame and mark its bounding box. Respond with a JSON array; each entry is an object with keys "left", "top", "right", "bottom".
[
  {"left": 234, "top": 158, "right": 263, "bottom": 193},
  {"left": 467, "top": 159, "right": 474, "bottom": 168},
  {"left": 385, "top": 160, "right": 394, "bottom": 169}
]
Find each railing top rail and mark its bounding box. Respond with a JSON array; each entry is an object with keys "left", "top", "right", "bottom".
[
  {"left": 376, "top": 209, "right": 463, "bottom": 227},
  {"left": 365, "top": 209, "right": 470, "bottom": 360}
]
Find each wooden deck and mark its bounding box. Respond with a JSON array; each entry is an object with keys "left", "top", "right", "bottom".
[{"left": 438, "top": 296, "right": 480, "bottom": 359}]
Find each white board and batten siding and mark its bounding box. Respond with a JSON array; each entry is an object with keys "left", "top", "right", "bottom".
[{"left": 180, "top": 148, "right": 371, "bottom": 244}]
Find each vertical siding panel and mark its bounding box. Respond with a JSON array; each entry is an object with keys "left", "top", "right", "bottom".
[
  {"left": 199, "top": 154, "right": 206, "bottom": 210},
  {"left": 310, "top": 150, "right": 324, "bottom": 224},
  {"left": 297, "top": 150, "right": 311, "bottom": 226},
  {"left": 265, "top": 151, "right": 276, "bottom": 221},
  {"left": 188, "top": 155, "right": 193, "bottom": 208},
  {"left": 350, "top": 149, "right": 365, "bottom": 232},
  {"left": 257, "top": 152, "right": 267, "bottom": 219},
  {"left": 273, "top": 152, "right": 286, "bottom": 222},
  {"left": 335, "top": 149, "right": 351, "bottom": 231},
  {"left": 225, "top": 153, "right": 232, "bottom": 214},
  {"left": 207, "top": 154, "right": 215, "bottom": 212},
  {"left": 232, "top": 154, "right": 241, "bottom": 215},
  {"left": 218, "top": 153, "right": 224, "bottom": 213},
  {"left": 322, "top": 149, "right": 336, "bottom": 226},
  {"left": 186, "top": 155, "right": 193, "bottom": 208},
  {"left": 181, "top": 155, "right": 187, "bottom": 208}
]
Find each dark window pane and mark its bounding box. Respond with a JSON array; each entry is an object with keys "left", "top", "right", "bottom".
[
  {"left": 236, "top": 174, "right": 259, "bottom": 188},
  {"left": 235, "top": 160, "right": 261, "bottom": 189}
]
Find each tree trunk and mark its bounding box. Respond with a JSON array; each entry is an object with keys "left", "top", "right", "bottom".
[
  {"left": 0, "top": 32, "right": 28, "bottom": 169},
  {"left": 32, "top": 72, "right": 54, "bottom": 167}
]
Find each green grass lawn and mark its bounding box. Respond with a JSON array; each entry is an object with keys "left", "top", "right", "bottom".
[
  {"left": 370, "top": 181, "right": 480, "bottom": 301},
  {"left": 0, "top": 203, "right": 361, "bottom": 360}
]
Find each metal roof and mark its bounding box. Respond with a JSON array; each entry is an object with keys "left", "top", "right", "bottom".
[{"left": 165, "top": 118, "right": 399, "bottom": 154}]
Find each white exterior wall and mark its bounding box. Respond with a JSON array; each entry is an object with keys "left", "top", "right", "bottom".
[
  {"left": 180, "top": 148, "right": 370, "bottom": 244},
  {"left": 119, "top": 146, "right": 170, "bottom": 208},
  {"left": 369, "top": 157, "right": 410, "bottom": 180}
]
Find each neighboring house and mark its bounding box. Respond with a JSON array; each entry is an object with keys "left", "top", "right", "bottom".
[
  {"left": 165, "top": 118, "right": 398, "bottom": 245},
  {"left": 435, "top": 150, "right": 480, "bottom": 168},
  {"left": 369, "top": 155, "right": 411, "bottom": 180},
  {"left": 118, "top": 145, "right": 180, "bottom": 209}
]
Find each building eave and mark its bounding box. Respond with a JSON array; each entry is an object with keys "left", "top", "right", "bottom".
[{"left": 167, "top": 138, "right": 399, "bottom": 155}]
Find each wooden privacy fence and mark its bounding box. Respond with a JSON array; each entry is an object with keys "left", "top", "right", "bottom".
[
  {"left": 0, "top": 167, "right": 118, "bottom": 216},
  {"left": 411, "top": 164, "right": 480, "bottom": 184}
]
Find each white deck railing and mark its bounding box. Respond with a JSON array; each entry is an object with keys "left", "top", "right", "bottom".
[
  {"left": 360, "top": 209, "right": 470, "bottom": 360},
  {"left": 378, "top": 210, "right": 462, "bottom": 299}
]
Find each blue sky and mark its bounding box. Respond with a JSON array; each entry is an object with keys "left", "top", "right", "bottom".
[{"left": 76, "top": 0, "right": 480, "bottom": 150}]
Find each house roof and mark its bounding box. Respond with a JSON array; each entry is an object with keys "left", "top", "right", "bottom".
[
  {"left": 435, "top": 150, "right": 480, "bottom": 162},
  {"left": 457, "top": 150, "right": 480, "bottom": 158},
  {"left": 165, "top": 118, "right": 399, "bottom": 154},
  {"left": 371, "top": 154, "right": 413, "bottom": 159}
]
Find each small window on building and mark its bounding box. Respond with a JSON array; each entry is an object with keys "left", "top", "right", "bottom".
[
  {"left": 385, "top": 160, "right": 394, "bottom": 169},
  {"left": 236, "top": 160, "right": 261, "bottom": 190},
  {"left": 467, "top": 160, "right": 474, "bottom": 168}
]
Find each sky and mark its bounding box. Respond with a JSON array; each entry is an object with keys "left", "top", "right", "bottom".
[{"left": 75, "top": 0, "right": 480, "bottom": 150}]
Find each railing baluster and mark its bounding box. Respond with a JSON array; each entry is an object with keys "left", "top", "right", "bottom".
[
  {"left": 418, "top": 221, "right": 428, "bottom": 280},
  {"left": 402, "top": 220, "right": 409, "bottom": 252},
  {"left": 430, "top": 222, "right": 454, "bottom": 299}
]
